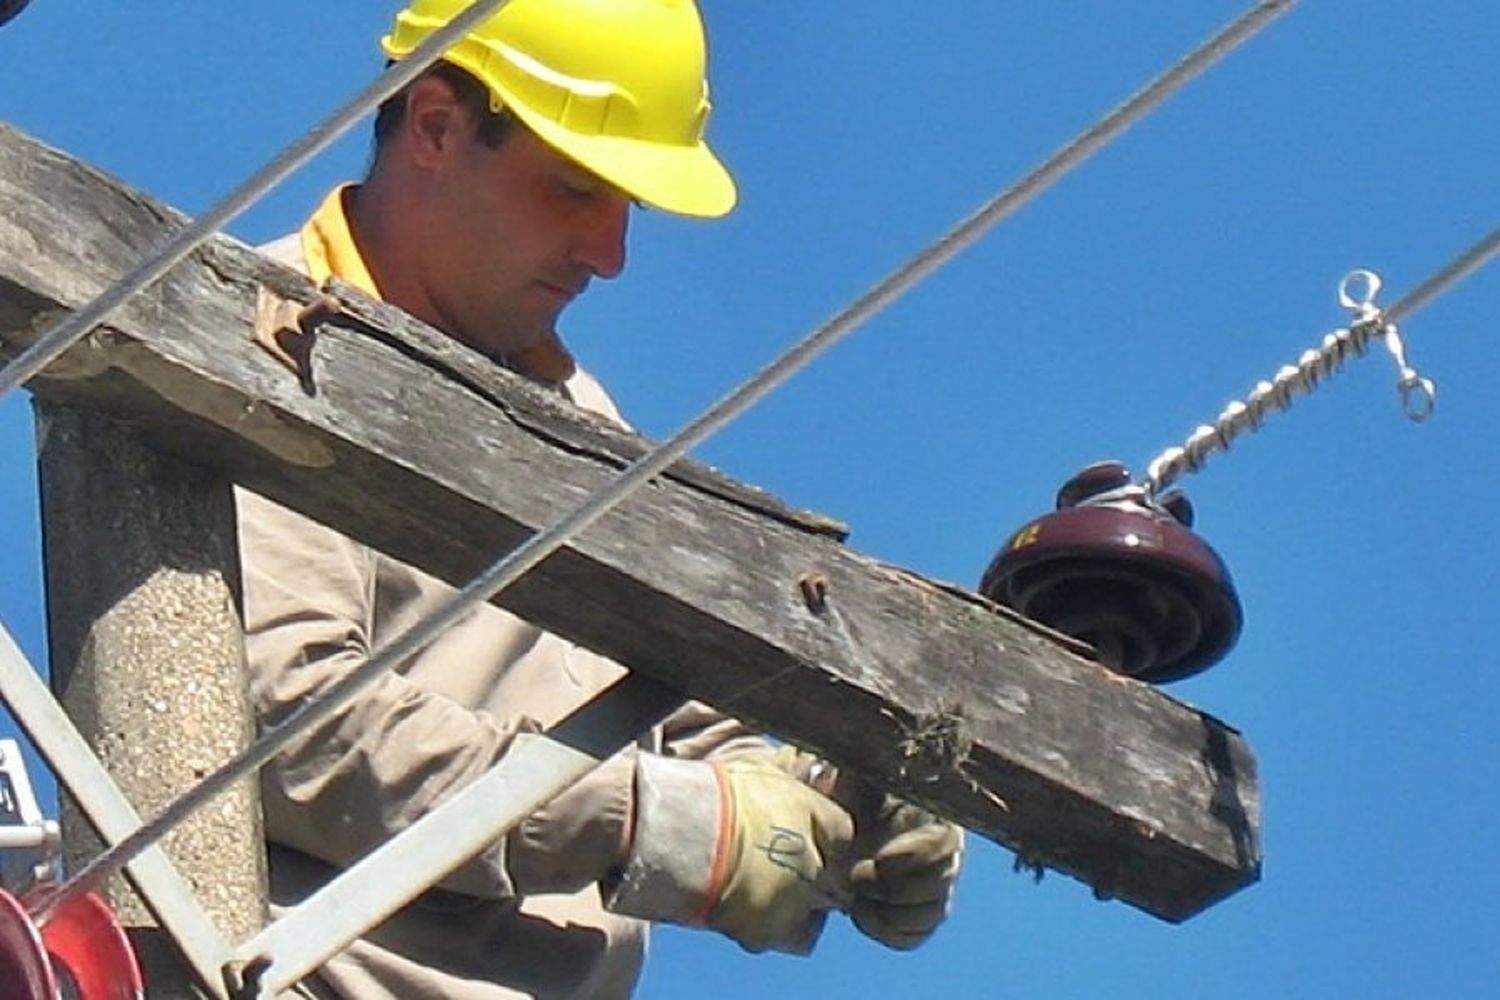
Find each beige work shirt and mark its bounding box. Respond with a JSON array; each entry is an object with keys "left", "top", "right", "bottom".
[{"left": 240, "top": 188, "right": 765, "bottom": 999}]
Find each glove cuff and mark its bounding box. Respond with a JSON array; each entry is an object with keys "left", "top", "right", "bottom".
[{"left": 604, "top": 755, "right": 729, "bottom": 926}]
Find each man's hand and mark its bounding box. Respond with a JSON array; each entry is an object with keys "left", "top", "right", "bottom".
[
  {"left": 708, "top": 757, "right": 855, "bottom": 954},
  {"left": 844, "top": 796, "right": 963, "bottom": 951},
  {"left": 605, "top": 752, "right": 854, "bottom": 956},
  {"left": 769, "top": 746, "right": 964, "bottom": 950}
]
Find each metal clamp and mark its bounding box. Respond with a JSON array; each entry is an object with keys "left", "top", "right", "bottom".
[
  {"left": 0, "top": 740, "right": 60, "bottom": 889},
  {"left": 1340, "top": 269, "right": 1436, "bottom": 421}
]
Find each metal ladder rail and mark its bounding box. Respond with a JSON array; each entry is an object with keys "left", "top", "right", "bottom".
[
  {"left": 4, "top": 616, "right": 680, "bottom": 998},
  {"left": 232, "top": 673, "right": 680, "bottom": 997}
]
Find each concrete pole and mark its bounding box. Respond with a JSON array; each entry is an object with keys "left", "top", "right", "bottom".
[{"left": 35, "top": 400, "right": 267, "bottom": 997}]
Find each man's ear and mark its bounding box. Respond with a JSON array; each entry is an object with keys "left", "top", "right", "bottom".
[{"left": 402, "top": 74, "right": 470, "bottom": 169}]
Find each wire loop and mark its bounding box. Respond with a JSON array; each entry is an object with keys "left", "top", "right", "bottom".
[
  {"left": 1338, "top": 268, "right": 1382, "bottom": 317},
  {"left": 1383, "top": 324, "right": 1437, "bottom": 421}
]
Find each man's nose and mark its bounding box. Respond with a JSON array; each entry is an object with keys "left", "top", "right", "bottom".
[{"left": 573, "top": 193, "right": 630, "bottom": 280}]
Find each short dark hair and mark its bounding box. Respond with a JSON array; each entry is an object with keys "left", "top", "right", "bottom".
[{"left": 372, "top": 60, "right": 516, "bottom": 155}]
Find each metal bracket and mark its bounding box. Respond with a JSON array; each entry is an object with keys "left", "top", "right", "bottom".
[
  {"left": 0, "top": 739, "right": 60, "bottom": 888},
  {"left": 253, "top": 286, "right": 337, "bottom": 395}
]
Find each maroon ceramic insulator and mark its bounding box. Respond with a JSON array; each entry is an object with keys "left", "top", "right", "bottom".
[
  {"left": 980, "top": 461, "right": 1242, "bottom": 684},
  {"left": 0, "top": 1, "right": 30, "bottom": 28}
]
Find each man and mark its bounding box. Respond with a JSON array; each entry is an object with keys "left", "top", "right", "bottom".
[{"left": 238, "top": 1, "right": 963, "bottom": 996}]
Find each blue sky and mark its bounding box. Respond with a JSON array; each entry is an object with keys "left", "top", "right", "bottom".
[{"left": 3, "top": 2, "right": 1498, "bottom": 997}]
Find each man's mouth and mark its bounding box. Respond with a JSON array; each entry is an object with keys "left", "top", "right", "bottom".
[{"left": 536, "top": 278, "right": 586, "bottom": 304}]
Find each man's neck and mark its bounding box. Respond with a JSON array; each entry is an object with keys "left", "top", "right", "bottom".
[{"left": 343, "top": 180, "right": 417, "bottom": 316}]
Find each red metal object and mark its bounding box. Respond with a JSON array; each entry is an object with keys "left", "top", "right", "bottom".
[
  {"left": 27, "top": 884, "right": 145, "bottom": 1000},
  {"left": 0, "top": 887, "right": 59, "bottom": 999},
  {"left": 980, "top": 461, "right": 1242, "bottom": 684},
  {"left": 0, "top": 884, "right": 146, "bottom": 1000}
]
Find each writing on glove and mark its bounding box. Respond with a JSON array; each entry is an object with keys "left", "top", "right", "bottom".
[
  {"left": 605, "top": 753, "right": 854, "bottom": 955},
  {"left": 706, "top": 757, "right": 854, "bottom": 953}
]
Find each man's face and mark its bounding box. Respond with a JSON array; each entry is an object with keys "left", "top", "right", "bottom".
[{"left": 418, "top": 113, "right": 632, "bottom": 363}]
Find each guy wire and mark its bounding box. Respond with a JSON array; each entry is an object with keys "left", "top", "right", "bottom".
[{"left": 1387, "top": 220, "right": 1500, "bottom": 324}]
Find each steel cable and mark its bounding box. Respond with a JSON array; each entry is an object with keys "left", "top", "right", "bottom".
[
  {"left": 1386, "top": 220, "right": 1500, "bottom": 324},
  {"left": 36, "top": 0, "right": 1298, "bottom": 921}
]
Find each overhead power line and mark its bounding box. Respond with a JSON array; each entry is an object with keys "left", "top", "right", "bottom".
[{"left": 1387, "top": 221, "right": 1500, "bottom": 324}]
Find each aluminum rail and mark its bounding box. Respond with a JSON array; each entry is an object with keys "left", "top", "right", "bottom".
[
  {"left": 0, "top": 621, "right": 233, "bottom": 998},
  {"left": 40, "top": 0, "right": 1300, "bottom": 925},
  {"left": 0, "top": 0, "right": 515, "bottom": 399},
  {"left": 233, "top": 674, "right": 680, "bottom": 996}
]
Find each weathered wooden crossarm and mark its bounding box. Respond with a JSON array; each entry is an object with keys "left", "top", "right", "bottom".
[{"left": 0, "top": 121, "right": 1259, "bottom": 921}]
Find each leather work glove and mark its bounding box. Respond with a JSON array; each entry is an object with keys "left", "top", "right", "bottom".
[
  {"left": 769, "top": 745, "right": 965, "bottom": 951},
  {"left": 844, "top": 794, "right": 964, "bottom": 950},
  {"left": 708, "top": 757, "right": 855, "bottom": 953},
  {"left": 606, "top": 754, "right": 855, "bottom": 955}
]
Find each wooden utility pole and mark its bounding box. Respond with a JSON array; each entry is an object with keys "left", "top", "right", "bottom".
[{"left": 0, "top": 120, "right": 1260, "bottom": 928}]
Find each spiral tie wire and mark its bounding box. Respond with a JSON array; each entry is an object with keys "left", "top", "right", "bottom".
[{"left": 1144, "top": 269, "right": 1436, "bottom": 496}]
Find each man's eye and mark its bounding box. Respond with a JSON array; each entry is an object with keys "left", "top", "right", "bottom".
[{"left": 557, "top": 176, "right": 601, "bottom": 200}]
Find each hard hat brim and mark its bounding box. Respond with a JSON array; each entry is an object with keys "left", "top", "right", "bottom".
[{"left": 512, "top": 101, "right": 737, "bottom": 219}]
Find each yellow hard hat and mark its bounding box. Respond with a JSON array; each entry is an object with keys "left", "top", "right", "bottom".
[{"left": 382, "top": 0, "right": 736, "bottom": 218}]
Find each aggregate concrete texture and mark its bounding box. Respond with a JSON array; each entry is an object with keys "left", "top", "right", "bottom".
[{"left": 36, "top": 400, "right": 267, "bottom": 993}]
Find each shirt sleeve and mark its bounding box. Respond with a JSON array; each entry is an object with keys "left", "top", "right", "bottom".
[
  {"left": 659, "top": 701, "right": 773, "bottom": 762},
  {"left": 239, "top": 485, "right": 772, "bottom": 905},
  {"left": 238, "top": 487, "right": 530, "bottom": 899}
]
